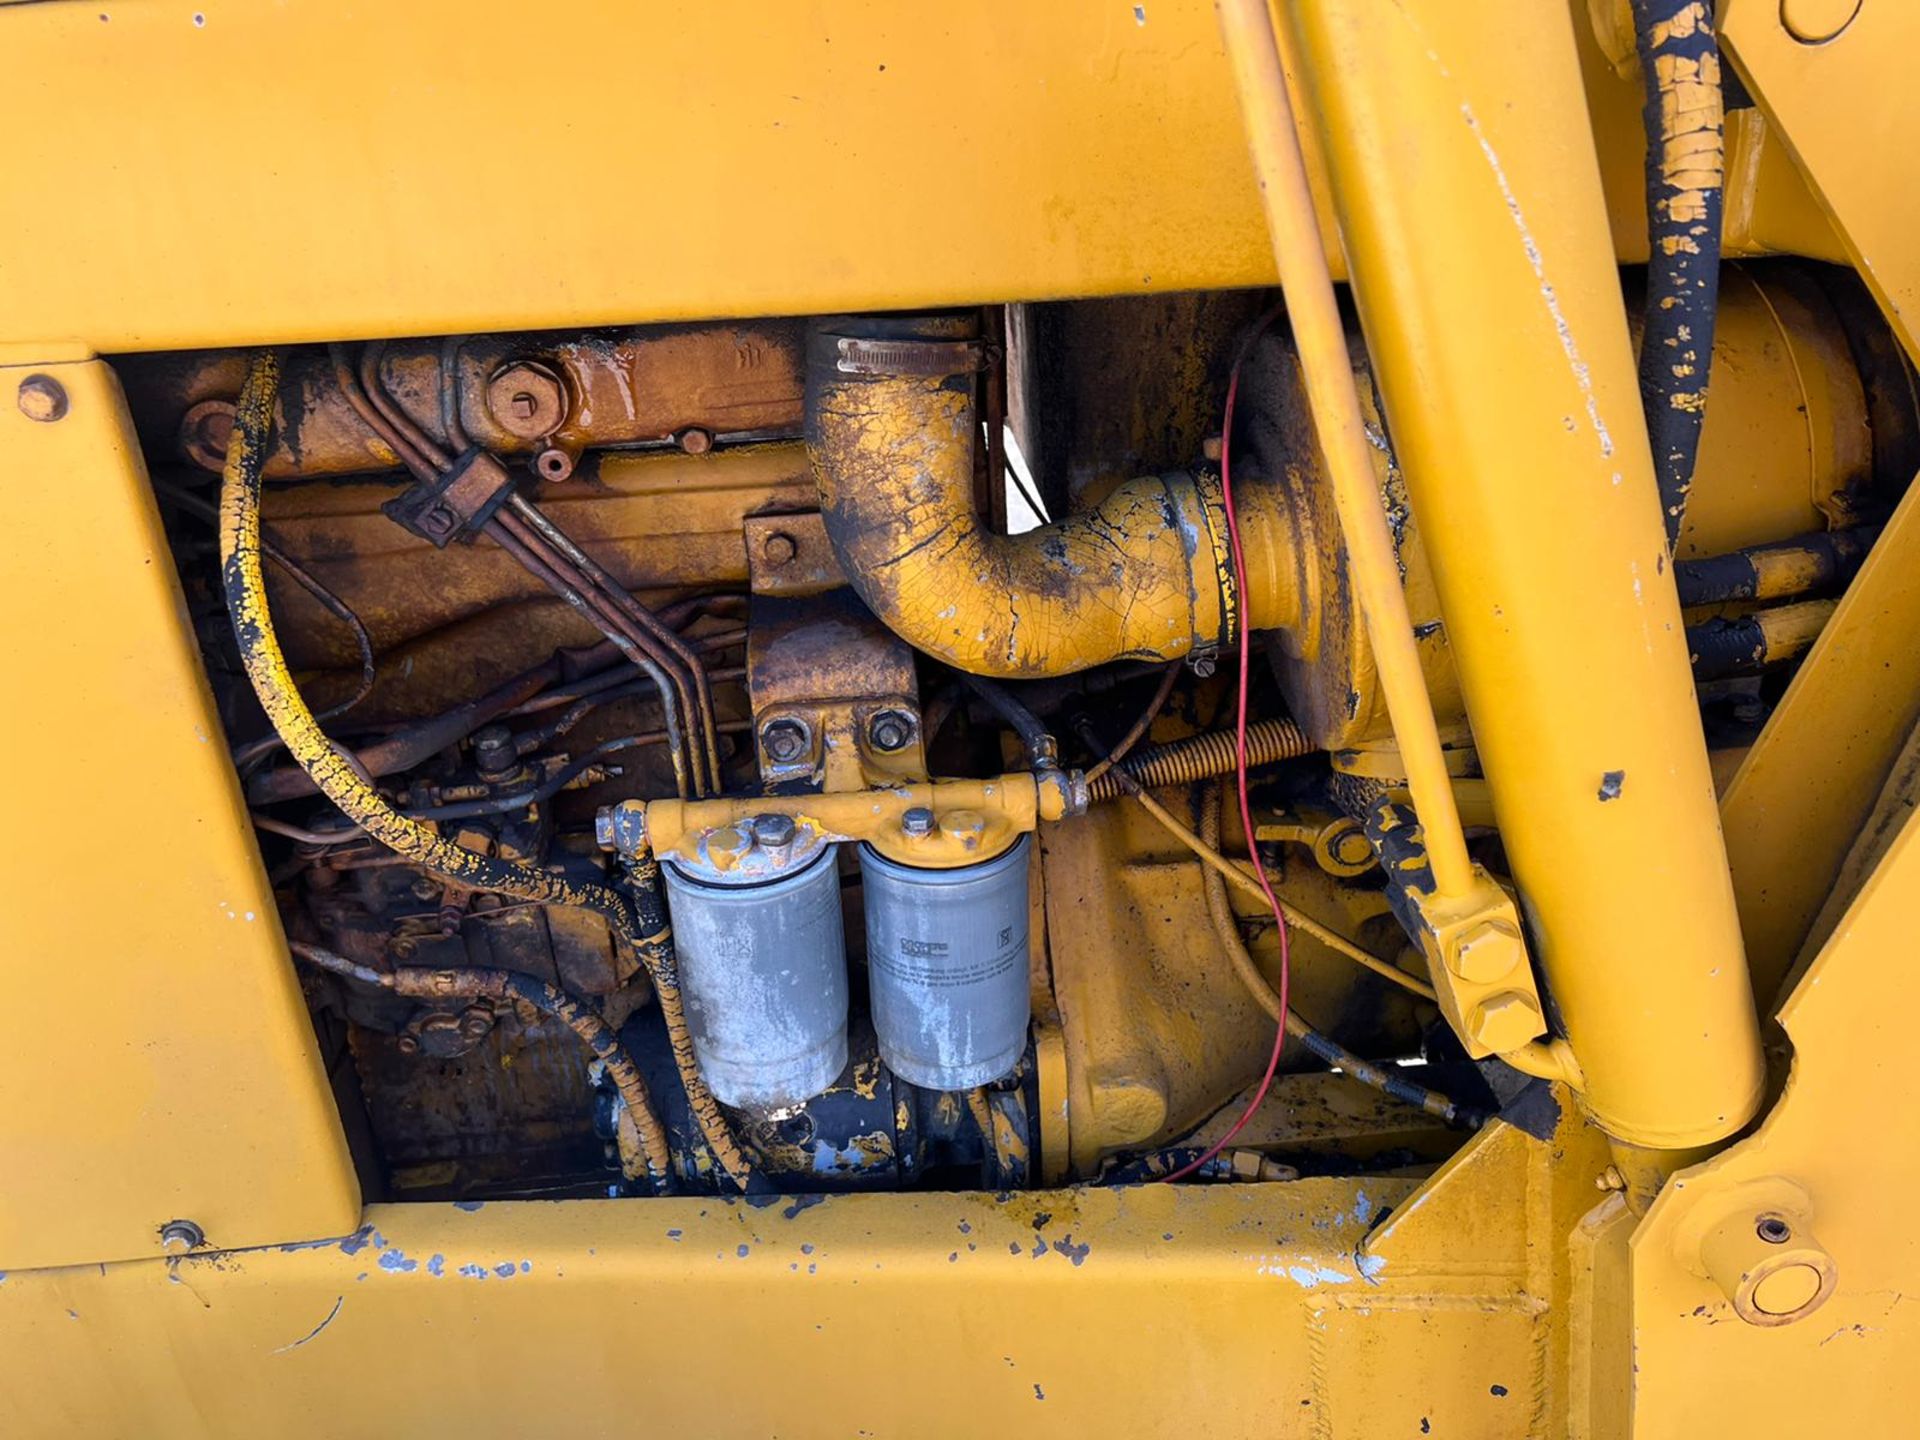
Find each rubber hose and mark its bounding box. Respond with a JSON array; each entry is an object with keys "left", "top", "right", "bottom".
[
  {"left": 1088, "top": 717, "right": 1313, "bottom": 803},
  {"left": 1630, "top": 0, "right": 1725, "bottom": 548},
  {"left": 219, "top": 351, "right": 753, "bottom": 1192}
]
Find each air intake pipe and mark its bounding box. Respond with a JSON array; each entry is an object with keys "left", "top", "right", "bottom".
[{"left": 805, "top": 314, "right": 1306, "bottom": 679}]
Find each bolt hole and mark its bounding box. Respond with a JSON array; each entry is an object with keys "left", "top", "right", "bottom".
[{"left": 1756, "top": 1215, "right": 1793, "bottom": 1245}]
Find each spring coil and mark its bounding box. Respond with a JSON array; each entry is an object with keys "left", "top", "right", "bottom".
[{"left": 1088, "top": 717, "right": 1315, "bottom": 802}]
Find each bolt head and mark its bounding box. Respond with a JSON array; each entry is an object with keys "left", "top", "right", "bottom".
[
  {"left": 868, "top": 708, "right": 917, "bottom": 754},
  {"left": 159, "top": 1219, "right": 206, "bottom": 1252},
  {"left": 761, "top": 717, "right": 811, "bottom": 765},
  {"left": 901, "top": 806, "right": 936, "bottom": 837},
  {"left": 594, "top": 806, "right": 618, "bottom": 850},
  {"left": 486, "top": 362, "right": 566, "bottom": 439},
  {"left": 17, "top": 375, "right": 68, "bottom": 423},
  {"left": 676, "top": 427, "right": 714, "bottom": 455},
  {"left": 762, "top": 531, "right": 798, "bottom": 566},
  {"left": 751, "top": 812, "right": 798, "bottom": 847},
  {"left": 1449, "top": 917, "right": 1523, "bottom": 984},
  {"left": 179, "top": 398, "right": 237, "bottom": 469},
  {"left": 1467, "top": 990, "right": 1545, "bottom": 1053}
]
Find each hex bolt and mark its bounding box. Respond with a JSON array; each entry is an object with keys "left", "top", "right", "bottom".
[
  {"left": 761, "top": 717, "right": 811, "bottom": 764},
  {"left": 867, "top": 708, "right": 917, "bottom": 753},
  {"left": 1448, "top": 917, "right": 1523, "bottom": 984},
  {"left": 594, "top": 806, "right": 618, "bottom": 850},
  {"left": 17, "top": 374, "right": 69, "bottom": 423},
  {"left": 676, "top": 427, "right": 715, "bottom": 455},
  {"left": 751, "top": 812, "right": 798, "bottom": 848},
  {"left": 901, "top": 806, "right": 936, "bottom": 838},
  {"left": 159, "top": 1219, "right": 206, "bottom": 1252},
  {"left": 1757, "top": 1214, "right": 1794, "bottom": 1245},
  {"left": 485, "top": 361, "right": 567, "bottom": 439},
  {"left": 1467, "top": 989, "right": 1544, "bottom": 1053},
  {"left": 761, "top": 531, "right": 798, "bottom": 567}
]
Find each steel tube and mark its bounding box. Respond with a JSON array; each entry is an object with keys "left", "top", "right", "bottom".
[{"left": 1282, "top": 0, "right": 1764, "bottom": 1149}]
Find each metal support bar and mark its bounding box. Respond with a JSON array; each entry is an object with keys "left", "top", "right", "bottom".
[{"left": 1280, "top": 0, "right": 1764, "bottom": 1152}]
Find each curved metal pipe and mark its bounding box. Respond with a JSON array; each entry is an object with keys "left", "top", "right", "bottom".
[{"left": 805, "top": 316, "right": 1305, "bottom": 680}]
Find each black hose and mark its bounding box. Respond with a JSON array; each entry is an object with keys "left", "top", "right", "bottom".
[
  {"left": 960, "top": 674, "right": 1056, "bottom": 766},
  {"left": 1630, "top": 0, "right": 1726, "bottom": 549}
]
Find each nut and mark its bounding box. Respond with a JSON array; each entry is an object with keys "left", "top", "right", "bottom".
[
  {"left": 1448, "top": 917, "right": 1523, "bottom": 984},
  {"left": 534, "top": 446, "right": 575, "bottom": 482},
  {"left": 473, "top": 724, "right": 517, "bottom": 777},
  {"left": 486, "top": 361, "right": 567, "bottom": 439},
  {"left": 599, "top": 800, "right": 649, "bottom": 856},
  {"left": 867, "top": 708, "right": 917, "bottom": 754},
  {"left": 17, "top": 375, "right": 68, "bottom": 423},
  {"left": 760, "top": 717, "right": 811, "bottom": 765},
  {"left": 159, "top": 1219, "right": 207, "bottom": 1252},
  {"left": 1466, "top": 990, "right": 1545, "bottom": 1053}
]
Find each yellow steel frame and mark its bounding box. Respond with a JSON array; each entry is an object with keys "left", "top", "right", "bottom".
[
  {"left": 0, "top": 0, "right": 1835, "bottom": 357},
  {"left": 1, "top": 1, "right": 1917, "bottom": 1436}
]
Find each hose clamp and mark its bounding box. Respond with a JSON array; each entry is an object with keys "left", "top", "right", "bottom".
[{"left": 834, "top": 336, "right": 993, "bottom": 377}]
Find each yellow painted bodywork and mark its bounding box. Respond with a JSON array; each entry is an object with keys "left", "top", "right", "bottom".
[
  {"left": 0, "top": 0, "right": 1916, "bottom": 1436},
  {"left": 0, "top": 1, "right": 1836, "bottom": 358},
  {"left": 0, "top": 360, "right": 360, "bottom": 1270},
  {"left": 1284, "top": 0, "right": 1764, "bottom": 1154}
]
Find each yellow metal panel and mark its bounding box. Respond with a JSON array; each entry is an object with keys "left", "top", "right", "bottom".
[
  {"left": 1628, "top": 797, "right": 1920, "bottom": 1434},
  {"left": 0, "top": 0, "right": 1278, "bottom": 352},
  {"left": 1722, "top": 0, "right": 1920, "bottom": 360},
  {"left": 0, "top": 360, "right": 359, "bottom": 1271},
  {"left": 0, "top": 3, "right": 1841, "bottom": 354},
  {"left": 0, "top": 1178, "right": 1583, "bottom": 1439},
  {"left": 1720, "top": 467, "right": 1920, "bottom": 1009}
]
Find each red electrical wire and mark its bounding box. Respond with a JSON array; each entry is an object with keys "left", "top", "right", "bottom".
[{"left": 1162, "top": 310, "right": 1291, "bottom": 1184}]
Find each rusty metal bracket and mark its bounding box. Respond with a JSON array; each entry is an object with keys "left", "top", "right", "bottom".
[{"left": 380, "top": 448, "right": 515, "bottom": 547}]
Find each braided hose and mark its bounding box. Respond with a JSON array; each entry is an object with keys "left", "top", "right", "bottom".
[
  {"left": 220, "top": 351, "right": 753, "bottom": 1192},
  {"left": 1089, "top": 717, "right": 1313, "bottom": 802}
]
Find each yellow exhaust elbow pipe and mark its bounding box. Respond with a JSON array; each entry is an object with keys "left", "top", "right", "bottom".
[{"left": 806, "top": 316, "right": 1301, "bottom": 679}]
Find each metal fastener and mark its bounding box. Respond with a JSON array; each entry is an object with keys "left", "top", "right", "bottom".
[
  {"left": 179, "top": 398, "right": 237, "bottom": 469},
  {"left": 868, "top": 708, "right": 917, "bottom": 753},
  {"left": 762, "top": 531, "right": 798, "bottom": 567},
  {"left": 901, "top": 806, "right": 936, "bottom": 837},
  {"left": 486, "top": 361, "right": 566, "bottom": 439},
  {"left": 1448, "top": 917, "right": 1524, "bottom": 984},
  {"left": 761, "top": 717, "right": 811, "bottom": 764},
  {"left": 17, "top": 375, "right": 68, "bottom": 423},
  {"left": 751, "top": 812, "right": 798, "bottom": 847},
  {"left": 676, "top": 426, "right": 714, "bottom": 455}
]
